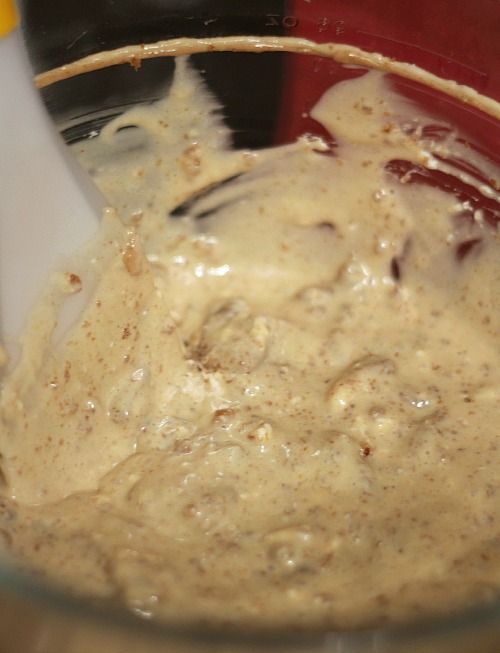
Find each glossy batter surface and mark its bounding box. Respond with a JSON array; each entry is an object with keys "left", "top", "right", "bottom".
[{"left": 0, "top": 57, "right": 499, "bottom": 629}]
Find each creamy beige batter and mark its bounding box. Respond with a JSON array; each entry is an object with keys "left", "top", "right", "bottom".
[{"left": 0, "top": 50, "right": 499, "bottom": 630}]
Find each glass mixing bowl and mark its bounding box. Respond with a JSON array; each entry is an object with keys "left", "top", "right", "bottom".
[{"left": 1, "top": 1, "right": 499, "bottom": 651}]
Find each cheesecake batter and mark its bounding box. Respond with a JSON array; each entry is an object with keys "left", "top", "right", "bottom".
[{"left": 0, "top": 49, "right": 499, "bottom": 630}]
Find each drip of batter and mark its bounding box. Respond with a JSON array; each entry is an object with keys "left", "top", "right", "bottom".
[{"left": 0, "top": 54, "right": 499, "bottom": 629}]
